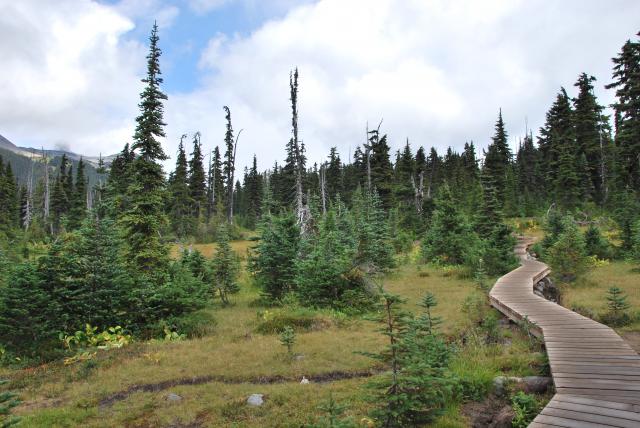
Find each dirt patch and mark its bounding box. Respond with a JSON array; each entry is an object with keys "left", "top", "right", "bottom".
[
  {"left": 98, "top": 369, "right": 379, "bottom": 408},
  {"left": 16, "top": 397, "right": 64, "bottom": 413},
  {"left": 461, "top": 394, "right": 512, "bottom": 428},
  {"left": 621, "top": 331, "right": 640, "bottom": 353}
]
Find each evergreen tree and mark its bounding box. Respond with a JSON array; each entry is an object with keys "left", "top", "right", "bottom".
[
  {"left": 364, "top": 290, "right": 454, "bottom": 427},
  {"left": 573, "top": 73, "right": 611, "bottom": 204},
  {"left": 67, "top": 157, "right": 87, "bottom": 230},
  {"left": 0, "top": 379, "right": 20, "bottom": 428},
  {"left": 188, "top": 132, "right": 207, "bottom": 218},
  {"left": 0, "top": 263, "right": 59, "bottom": 356},
  {"left": 50, "top": 154, "right": 70, "bottom": 233},
  {"left": 352, "top": 189, "right": 395, "bottom": 271},
  {"left": 207, "top": 146, "right": 225, "bottom": 217},
  {"left": 422, "top": 184, "right": 479, "bottom": 266},
  {"left": 606, "top": 32, "right": 640, "bottom": 191},
  {"left": 296, "top": 209, "right": 359, "bottom": 307},
  {"left": 584, "top": 225, "right": 613, "bottom": 260},
  {"left": 538, "top": 88, "right": 580, "bottom": 208},
  {"left": 168, "top": 136, "right": 194, "bottom": 238},
  {"left": 367, "top": 129, "right": 395, "bottom": 209},
  {"left": 0, "top": 159, "right": 18, "bottom": 233},
  {"left": 120, "top": 22, "right": 169, "bottom": 276},
  {"left": 603, "top": 286, "right": 631, "bottom": 327},
  {"left": 249, "top": 212, "right": 300, "bottom": 301},
  {"left": 613, "top": 189, "right": 640, "bottom": 253},
  {"left": 483, "top": 222, "right": 518, "bottom": 275},
  {"left": 482, "top": 110, "right": 512, "bottom": 207},
  {"left": 326, "top": 147, "right": 343, "bottom": 200},
  {"left": 105, "top": 143, "right": 134, "bottom": 218},
  {"left": 245, "top": 155, "right": 262, "bottom": 229},
  {"left": 547, "top": 216, "right": 588, "bottom": 282},
  {"left": 515, "top": 133, "right": 541, "bottom": 215},
  {"left": 210, "top": 224, "right": 240, "bottom": 305},
  {"left": 59, "top": 215, "right": 134, "bottom": 330},
  {"left": 393, "top": 140, "right": 415, "bottom": 207}
]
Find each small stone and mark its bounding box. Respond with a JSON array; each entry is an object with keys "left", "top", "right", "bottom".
[
  {"left": 294, "top": 354, "right": 305, "bottom": 361},
  {"left": 247, "top": 393, "right": 264, "bottom": 406},
  {"left": 166, "top": 393, "right": 182, "bottom": 402},
  {"left": 493, "top": 376, "right": 508, "bottom": 397}
]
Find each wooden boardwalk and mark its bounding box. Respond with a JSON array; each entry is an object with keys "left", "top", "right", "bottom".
[{"left": 489, "top": 238, "right": 640, "bottom": 428}]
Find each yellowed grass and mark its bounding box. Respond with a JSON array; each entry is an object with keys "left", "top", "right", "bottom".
[{"left": 562, "top": 261, "right": 640, "bottom": 329}]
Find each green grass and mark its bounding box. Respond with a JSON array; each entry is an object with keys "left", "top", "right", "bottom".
[
  {"left": 563, "top": 260, "right": 640, "bottom": 330},
  {"left": 1, "top": 240, "right": 548, "bottom": 427}
]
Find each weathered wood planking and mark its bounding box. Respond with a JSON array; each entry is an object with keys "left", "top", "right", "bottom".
[{"left": 489, "top": 237, "right": 640, "bottom": 427}]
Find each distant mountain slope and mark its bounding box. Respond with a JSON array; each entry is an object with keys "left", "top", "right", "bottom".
[{"left": 0, "top": 134, "right": 109, "bottom": 188}]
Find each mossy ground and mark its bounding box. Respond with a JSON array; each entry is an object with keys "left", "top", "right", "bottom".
[{"left": 2, "top": 241, "right": 553, "bottom": 427}]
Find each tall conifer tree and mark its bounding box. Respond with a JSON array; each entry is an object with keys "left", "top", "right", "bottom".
[
  {"left": 120, "top": 22, "right": 169, "bottom": 275},
  {"left": 482, "top": 110, "right": 512, "bottom": 207}
]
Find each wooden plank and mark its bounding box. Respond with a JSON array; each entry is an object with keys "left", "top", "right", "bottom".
[
  {"left": 533, "top": 414, "right": 618, "bottom": 427},
  {"left": 553, "top": 372, "right": 640, "bottom": 381},
  {"left": 491, "top": 239, "right": 640, "bottom": 427},
  {"left": 554, "top": 378, "right": 640, "bottom": 391},
  {"left": 540, "top": 407, "right": 639, "bottom": 428},
  {"left": 546, "top": 400, "right": 640, "bottom": 422},
  {"left": 552, "top": 395, "right": 638, "bottom": 412}
]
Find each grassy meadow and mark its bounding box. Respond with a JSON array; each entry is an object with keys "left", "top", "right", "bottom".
[{"left": 0, "top": 240, "right": 551, "bottom": 427}]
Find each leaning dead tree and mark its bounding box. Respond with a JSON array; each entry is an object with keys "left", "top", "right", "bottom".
[
  {"left": 289, "top": 68, "right": 311, "bottom": 233},
  {"left": 41, "top": 148, "right": 51, "bottom": 232},
  {"left": 411, "top": 168, "right": 425, "bottom": 214},
  {"left": 319, "top": 162, "right": 327, "bottom": 215},
  {"left": 23, "top": 154, "right": 35, "bottom": 230}
]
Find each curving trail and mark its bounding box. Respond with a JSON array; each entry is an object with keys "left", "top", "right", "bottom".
[{"left": 490, "top": 237, "right": 640, "bottom": 428}]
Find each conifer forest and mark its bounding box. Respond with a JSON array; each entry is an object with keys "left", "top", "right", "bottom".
[{"left": 1, "top": 4, "right": 640, "bottom": 427}]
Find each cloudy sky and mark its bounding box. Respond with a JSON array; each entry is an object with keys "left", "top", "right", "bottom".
[{"left": 1, "top": 0, "right": 639, "bottom": 172}]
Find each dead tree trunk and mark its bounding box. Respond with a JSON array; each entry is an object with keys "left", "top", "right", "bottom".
[
  {"left": 228, "top": 129, "right": 242, "bottom": 224},
  {"left": 290, "top": 68, "right": 309, "bottom": 233},
  {"left": 319, "top": 163, "right": 327, "bottom": 215},
  {"left": 42, "top": 148, "right": 51, "bottom": 233}
]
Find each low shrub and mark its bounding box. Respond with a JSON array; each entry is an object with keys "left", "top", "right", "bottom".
[
  {"left": 255, "top": 308, "right": 332, "bottom": 334},
  {"left": 511, "top": 391, "right": 539, "bottom": 428},
  {"left": 570, "top": 304, "right": 597, "bottom": 320}
]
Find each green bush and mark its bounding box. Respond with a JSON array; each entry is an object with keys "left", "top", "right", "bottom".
[
  {"left": 584, "top": 225, "right": 613, "bottom": 260},
  {"left": 0, "top": 379, "right": 20, "bottom": 428},
  {"left": 255, "top": 308, "right": 331, "bottom": 334},
  {"left": 547, "top": 216, "right": 588, "bottom": 282},
  {"left": 511, "top": 391, "right": 539, "bottom": 428},
  {"left": 163, "top": 310, "right": 217, "bottom": 338}
]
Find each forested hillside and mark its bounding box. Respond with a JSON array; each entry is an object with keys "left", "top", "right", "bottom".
[{"left": 1, "top": 22, "right": 639, "bottom": 428}]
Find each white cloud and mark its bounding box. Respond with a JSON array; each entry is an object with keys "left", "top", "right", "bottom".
[
  {"left": 167, "top": 0, "right": 640, "bottom": 172},
  {"left": 0, "top": 0, "right": 145, "bottom": 155},
  {"left": 1, "top": 0, "right": 640, "bottom": 176}
]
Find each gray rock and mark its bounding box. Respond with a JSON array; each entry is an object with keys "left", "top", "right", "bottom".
[
  {"left": 247, "top": 393, "right": 264, "bottom": 406},
  {"left": 166, "top": 393, "right": 182, "bottom": 402},
  {"left": 493, "top": 376, "right": 521, "bottom": 397},
  {"left": 520, "top": 376, "right": 553, "bottom": 394}
]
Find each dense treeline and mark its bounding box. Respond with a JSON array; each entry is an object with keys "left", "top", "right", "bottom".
[{"left": 1, "top": 27, "right": 639, "bottom": 360}]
